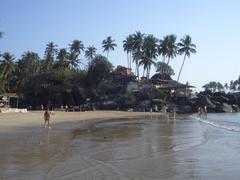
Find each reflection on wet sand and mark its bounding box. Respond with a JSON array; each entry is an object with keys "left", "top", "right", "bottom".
[{"left": 1, "top": 114, "right": 240, "bottom": 179}]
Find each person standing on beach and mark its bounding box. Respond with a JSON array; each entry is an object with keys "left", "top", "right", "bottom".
[{"left": 44, "top": 109, "right": 51, "bottom": 128}]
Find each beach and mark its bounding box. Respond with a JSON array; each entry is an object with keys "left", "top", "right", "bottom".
[
  {"left": 0, "top": 111, "right": 163, "bottom": 179},
  {"left": 1, "top": 111, "right": 240, "bottom": 180},
  {"left": 0, "top": 111, "right": 158, "bottom": 129}
]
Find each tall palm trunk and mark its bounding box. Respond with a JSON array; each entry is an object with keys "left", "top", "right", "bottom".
[
  {"left": 167, "top": 57, "right": 170, "bottom": 65},
  {"left": 177, "top": 54, "right": 186, "bottom": 82},
  {"left": 129, "top": 52, "right": 132, "bottom": 69},
  {"left": 136, "top": 61, "right": 139, "bottom": 80},
  {"left": 162, "top": 56, "right": 165, "bottom": 63},
  {"left": 127, "top": 53, "right": 129, "bottom": 68},
  {"left": 146, "top": 66, "right": 150, "bottom": 79}
]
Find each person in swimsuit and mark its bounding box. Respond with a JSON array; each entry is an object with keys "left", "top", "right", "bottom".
[{"left": 44, "top": 109, "right": 51, "bottom": 128}]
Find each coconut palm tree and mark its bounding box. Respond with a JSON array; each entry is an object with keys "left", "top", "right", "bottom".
[
  {"left": 70, "top": 40, "right": 85, "bottom": 55},
  {"left": 44, "top": 42, "right": 58, "bottom": 71},
  {"left": 177, "top": 35, "right": 196, "bottom": 81},
  {"left": 131, "top": 31, "right": 144, "bottom": 80},
  {"left": 0, "top": 52, "right": 15, "bottom": 91},
  {"left": 69, "top": 40, "right": 85, "bottom": 69},
  {"left": 123, "top": 34, "right": 134, "bottom": 68},
  {"left": 158, "top": 36, "right": 169, "bottom": 63},
  {"left": 139, "top": 35, "right": 158, "bottom": 79},
  {"left": 85, "top": 46, "right": 97, "bottom": 61},
  {"left": 56, "top": 48, "right": 69, "bottom": 68},
  {"left": 165, "top": 34, "right": 178, "bottom": 65},
  {"left": 45, "top": 42, "right": 58, "bottom": 60},
  {"left": 102, "top": 36, "right": 117, "bottom": 59},
  {"left": 17, "top": 51, "right": 40, "bottom": 91}
]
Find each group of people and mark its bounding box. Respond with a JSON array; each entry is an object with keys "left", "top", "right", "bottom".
[{"left": 198, "top": 105, "right": 207, "bottom": 118}]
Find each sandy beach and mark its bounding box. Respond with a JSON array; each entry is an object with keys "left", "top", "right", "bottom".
[
  {"left": 1, "top": 111, "right": 240, "bottom": 180},
  {"left": 0, "top": 110, "right": 165, "bottom": 180},
  {"left": 0, "top": 110, "right": 162, "bottom": 131}
]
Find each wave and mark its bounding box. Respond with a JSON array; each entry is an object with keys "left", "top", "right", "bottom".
[{"left": 191, "top": 115, "right": 240, "bottom": 132}]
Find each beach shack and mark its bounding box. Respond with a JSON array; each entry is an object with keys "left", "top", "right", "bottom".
[
  {"left": 158, "top": 80, "right": 195, "bottom": 97},
  {"left": 0, "top": 93, "right": 19, "bottom": 108}
]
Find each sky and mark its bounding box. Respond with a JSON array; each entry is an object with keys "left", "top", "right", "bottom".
[{"left": 1, "top": 0, "right": 240, "bottom": 91}]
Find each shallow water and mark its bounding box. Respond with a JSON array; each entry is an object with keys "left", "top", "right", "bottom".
[{"left": 1, "top": 114, "right": 240, "bottom": 179}]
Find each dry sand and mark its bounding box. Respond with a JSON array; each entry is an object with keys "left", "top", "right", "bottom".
[{"left": 0, "top": 110, "right": 164, "bottom": 132}]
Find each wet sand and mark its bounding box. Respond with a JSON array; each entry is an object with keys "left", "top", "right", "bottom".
[
  {"left": 1, "top": 112, "right": 240, "bottom": 180},
  {"left": 0, "top": 111, "right": 163, "bottom": 180}
]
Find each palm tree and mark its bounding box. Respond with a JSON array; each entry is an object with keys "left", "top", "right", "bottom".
[
  {"left": 177, "top": 35, "right": 196, "bottom": 81},
  {"left": 139, "top": 35, "right": 158, "bottom": 79},
  {"left": 17, "top": 51, "right": 40, "bottom": 91},
  {"left": 44, "top": 42, "right": 58, "bottom": 71},
  {"left": 69, "top": 40, "right": 84, "bottom": 69},
  {"left": 123, "top": 35, "right": 134, "bottom": 68},
  {"left": 85, "top": 46, "right": 97, "bottom": 61},
  {"left": 56, "top": 48, "right": 69, "bottom": 68},
  {"left": 45, "top": 42, "right": 58, "bottom": 59},
  {"left": 158, "top": 36, "right": 169, "bottom": 63},
  {"left": 70, "top": 40, "right": 85, "bottom": 55},
  {"left": 0, "top": 52, "right": 15, "bottom": 91},
  {"left": 20, "top": 51, "right": 40, "bottom": 74},
  {"left": 132, "top": 31, "right": 144, "bottom": 80},
  {"left": 102, "top": 36, "right": 117, "bottom": 59},
  {"left": 165, "top": 34, "right": 178, "bottom": 65}
]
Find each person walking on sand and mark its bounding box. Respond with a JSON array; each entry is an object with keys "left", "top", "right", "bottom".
[{"left": 44, "top": 109, "right": 51, "bottom": 129}]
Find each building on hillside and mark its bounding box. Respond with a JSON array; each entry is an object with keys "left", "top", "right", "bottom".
[
  {"left": 157, "top": 80, "right": 195, "bottom": 97},
  {"left": 115, "top": 65, "right": 134, "bottom": 76}
]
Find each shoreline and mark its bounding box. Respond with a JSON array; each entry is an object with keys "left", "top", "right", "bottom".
[{"left": 0, "top": 110, "right": 166, "bottom": 132}]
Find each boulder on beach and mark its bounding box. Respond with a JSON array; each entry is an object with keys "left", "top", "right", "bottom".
[{"left": 215, "top": 103, "right": 233, "bottom": 113}]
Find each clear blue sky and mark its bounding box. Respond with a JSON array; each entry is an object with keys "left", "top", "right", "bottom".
[{"left": 1, "top": 0, "right": 240, "bottom": 91}]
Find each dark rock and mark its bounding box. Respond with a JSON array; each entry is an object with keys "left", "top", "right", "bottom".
[
  {"left": 160, "top": 105, "right": 168, "bottom": 113},
  {"left": 232, "top": 104, "right": 240, "bottom": 112},
  {"left": 211, "top": 96, "right": 229, "bottom": 104},
  {"left": 227, "top": 94, "right": 238, "bottom": 105},
  {"left": 211, "top": 100, "right": 221, "bottom": 106},
  {"left": 215, "top": 103, "right": 233, "bottom": 113},
  {"left": 199, "top": 90, "right": 213, "bottom": 96},
  {"left": 231, "top": 92, "right": 240, "bottom": 105},
  {"left": 196, "top": 94, "right": 216, "bottom": 112},
  {"left": 213, "top": 91, "right": 227, "bottom": 97}
]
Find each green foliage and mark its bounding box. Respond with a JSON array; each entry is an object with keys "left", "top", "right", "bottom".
[
  {"left": 0, "top": 33, "right": 199, "bottom": 109},
  {"left": 116, "top": 92, "right": 137, "bottom": 109},
  {"left": 102, "top": 36, "right": 117, "bottom": 58},
  {"left": 155, "top": 62, "right": 175, "bottom": 76},
  {"left": 202, "top": 81, "right": 224, "bottom": 92},
  {"left": 98, "top": 80, "right": 121, "bottom": 95},
  {"left": 87, "top": 55, "right": 113, "bottom": 86},
  {"left": 229, "top": 77, "right": 240, "bottom": 91},
  {"left": 177, "top": 35, "right": 196, "bottom": 81},
  {"left": 153, "top": 89, "right": 167, "bottom": 100}
]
